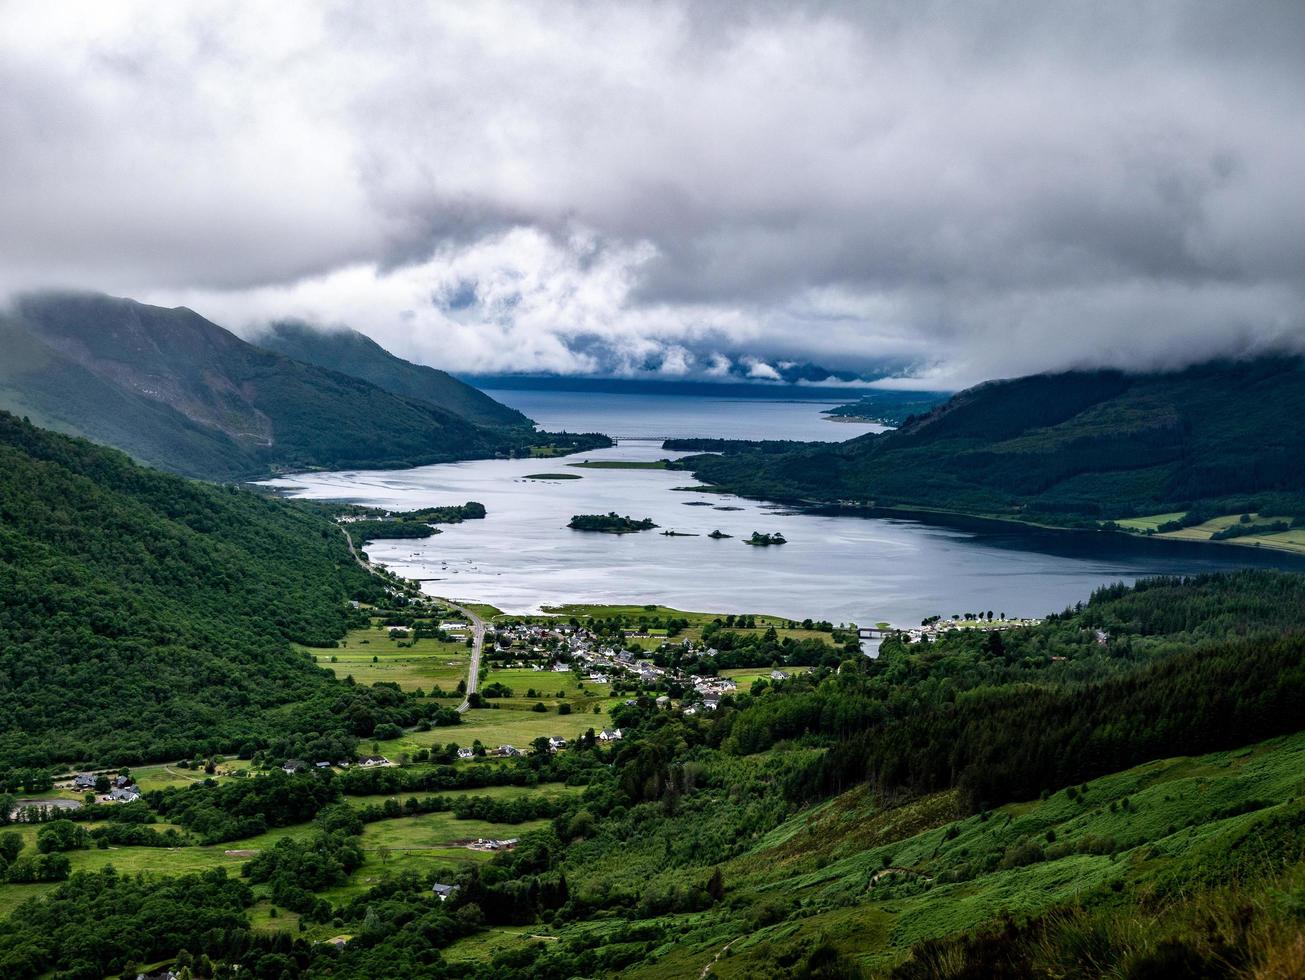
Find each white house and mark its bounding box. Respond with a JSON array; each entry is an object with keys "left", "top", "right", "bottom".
[{"left": 598, "top": 728, "right": 623, "bottom": 742}]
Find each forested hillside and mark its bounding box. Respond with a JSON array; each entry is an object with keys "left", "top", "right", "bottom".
[
  {"left": 254, "top": 321, "right": 532, "bottom": 430},
  {"left": 679, "top": 356, "right": 1305, "bottom": 524},
  {"left": 3, "top": 570, "right": 1305, "bottom": 977},
  {"left": 0, "top": 293, "right": 543, "bottom": 480},
  {"left": 0, "top": 412, "right": 415, "bottom": 769}
]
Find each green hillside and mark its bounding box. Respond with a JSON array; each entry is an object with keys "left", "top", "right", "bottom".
[
  {"left": 0, "top": 293, "right": 531, "bottom": 480},
  {"left": 679, "top": 357, "right": 1305, "bottom": 526},
  {"left": 3, "top": 571, "right": 1304, "bottom": 977},
  {"left": 254, "top": 321, "right": 533, "bottom": 430},
  {"left": 0, "top": 412, "right": 421, "bottom": 769}
]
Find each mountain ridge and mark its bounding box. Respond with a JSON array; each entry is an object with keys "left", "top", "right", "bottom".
[
  {"left": 677, "top": 355, "right": 1305, "bottom": 524},
  {"left": 0, "top": 292, "right": 537, "bottom": 480},
  {"left": 253, "top": 321, "right": 533, "bottom": 429}
]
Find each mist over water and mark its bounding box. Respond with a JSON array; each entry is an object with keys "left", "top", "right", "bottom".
[{"left": 266, "top": 393, "right": 1305, "bottom": 627}]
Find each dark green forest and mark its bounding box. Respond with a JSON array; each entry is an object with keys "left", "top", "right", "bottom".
[
  {"left": 0, "top": 412, "right": 415, "bottom": 770},
  {"left": 677, "top": 356, "right": 1305, "bottom": 525}
]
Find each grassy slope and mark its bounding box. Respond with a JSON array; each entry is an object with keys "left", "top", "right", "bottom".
[
  {"left": 529, "top": 731, "right": 1305, "bottom": 977},
  {"left": 252, "top": 321, "right": 532, "bottom": 430},
  {"left": 0, "top": 292, "right": 511, "bottom": 480}
]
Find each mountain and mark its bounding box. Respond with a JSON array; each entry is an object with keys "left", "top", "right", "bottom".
[
  {"left": 0, "top": 411, "right": 421, "bottom": 768},
  {"left": 678, "top": 356, "right": 1305, "bottom": 524},
  {"left": 0, "top": 292, "right": 526, "bottom": 480},
  {"left": 254, "top": 321, "right": 532, "bottom": 429}
]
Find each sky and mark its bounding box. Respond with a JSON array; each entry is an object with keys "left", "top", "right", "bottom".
[{"left": 2, "top": 1, "right": 1304, "bottom": 390}]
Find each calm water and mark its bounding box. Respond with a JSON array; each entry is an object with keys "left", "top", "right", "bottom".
[
  {"left": 482, "top": 389, "right": 878, "bottom": 441},
  {"left": 266, "top": 394, "right": 1305, "bottom": 629}
]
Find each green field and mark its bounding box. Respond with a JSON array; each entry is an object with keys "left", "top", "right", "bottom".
[
  {"left": 304, "top": 625, "right": 471, "bottom": 693},
  {"left": 343, "top": 783, "right": 584, "bottom": 811},
  {"left": 0, "top": 801, "right": 549, "bottom": 925},
  {"left": 1115, "top": 511, "right": 1185, "bottom": 531},
  {"left": 1117, "top": 511, "right": 1305, "bottom": 555},
  {"left": 719, "top": 665, "right": 810, "bottom": 687}
]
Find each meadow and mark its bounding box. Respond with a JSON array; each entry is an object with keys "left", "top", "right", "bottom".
[{"left": 304, "top": 623, "right": 472, "bottom": 694}]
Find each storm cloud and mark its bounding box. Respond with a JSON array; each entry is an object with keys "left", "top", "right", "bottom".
[{"left": 3, "top": 1, "right": 1304, "bottom": 387}]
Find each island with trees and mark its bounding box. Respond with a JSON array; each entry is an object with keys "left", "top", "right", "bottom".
[
  {"left": 745, "top": 531, "right": 787, "bottom": 546},
  {"left": 329, "top": 501, "right": 487, "bottom": 548},
  {"left": 567, "top": 512, "right": 659, "bottom": 533}
]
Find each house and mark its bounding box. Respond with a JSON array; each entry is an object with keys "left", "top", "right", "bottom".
[
  {"left": 497, "top": 745, "right": 521, "bottom": 757},
  {"left": 431, "top": 883, "right": 459, "bottom": 901},
  {"left": 548, "top": 736, "right": 568, "bottom": 751},
  {"left": 655, "top": 695, "right": 670, "bottom": 708},
  {"left": 770, "top": 669, "right": 788, "bottom": 680},
  {"left": 639, "top": 670, "right": 658, "bottom": 684},
  {"left": 110, "top": 786, "right": 141, "bottom": 803},
  {"left": 72, "top": 773, "right": 97, "bottom": 791},
  {"left": 683, "top": 705, "right": 698, "bottom": 716},
  {"left": 588, "top": 672, "right": 609, "bottom": 683},
  {"left": 702, "top": 696, "right": 720, "bottom": 710},
  {"left": 315, "top": 761, "right": 332, "bottom": 769},
  {"left": 358, "top": 755, "right": 390, "bottom": 768},
  {"left": 457, "top": 747, "right": 475, "bottom": 760},
  {"left": 282, "top": 759, "right": 308, "bottom": 774},
  {"left": 114, "top": 774, "right": 132, "bottom": 788},
  {"left": 598, "top": 728, "right": 623, "bottom": 742}
]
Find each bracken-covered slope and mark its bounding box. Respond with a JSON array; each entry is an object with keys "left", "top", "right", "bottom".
[
  {"left": 0, "top": 412, "right": 412, "bottom": 768},
  {"left": 253, "top": 320, "right": 532, "bottom": 430},
  {"left": 682, "top": 357, "right": 1305, "bottom": 521},
  {"left": 0, "top": 292, "right": 518, "bottom": 480}
]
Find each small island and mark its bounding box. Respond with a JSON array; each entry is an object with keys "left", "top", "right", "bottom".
[
  {"left": 336, "top": 501, "right": 486, "bottom": 548},
  {"left": 524, "top": 472, "right": 583, "bottom": 480},
  {"left": 567, "top": 512, "right": 659, "bottom": 534},
  {"left": 745, "top": 531, "right": 787, "bottom": 546},
  {"left": 661, "top": 530, "right": 700, "bottom": 537},
  {"left": 708, "top": 529, "right": 733, "bottom": 539}
]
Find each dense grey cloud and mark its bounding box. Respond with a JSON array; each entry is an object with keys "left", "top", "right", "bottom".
[{"left": 2, "top": 0, "right": 1303, "bottom": 388}]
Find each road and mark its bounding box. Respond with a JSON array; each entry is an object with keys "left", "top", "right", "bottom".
[
  {"left": 335, "top": 522, "right": 485, "bottom": 714},
  {"left": 444, "top": 600, "right": 486, "bottom": 713}
]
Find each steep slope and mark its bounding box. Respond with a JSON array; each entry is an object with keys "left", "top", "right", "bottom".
[
  {"left": 254, "top": 321, "right": 532, "bottom": 429},
  {"left": 681, "top": 356, "right": 1305, "bottom": 522},
  {"left": 0, "top": 292, "right": 517, "bottom": 480},
  {"left": 0, "top": 412, "right": 415, "bottom": 768}
]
